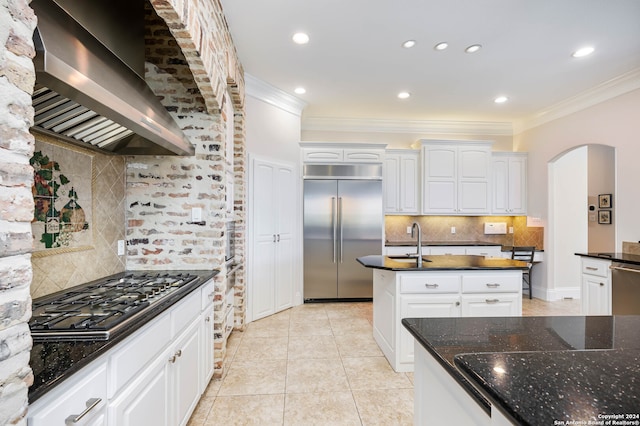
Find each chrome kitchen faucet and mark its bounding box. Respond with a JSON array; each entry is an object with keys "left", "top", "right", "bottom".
[{"left": 411, "top": 222, "right": 423, "bottom": 267}]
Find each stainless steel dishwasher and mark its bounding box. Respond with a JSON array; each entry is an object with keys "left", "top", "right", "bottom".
[{"left": 610, "top": 262, "right": 640, "bottom": 314}]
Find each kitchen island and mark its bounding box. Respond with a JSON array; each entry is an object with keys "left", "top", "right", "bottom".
[
  {"left": 402, "top": 315, "right": 640, "bottom": 425},
  {"left": 357, "top": 254, "right": 528, "bottom": 372}
]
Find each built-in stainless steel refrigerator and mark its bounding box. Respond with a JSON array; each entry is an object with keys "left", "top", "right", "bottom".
[{"left": 303, "top": 164, "right": 383, "bottom": 301}]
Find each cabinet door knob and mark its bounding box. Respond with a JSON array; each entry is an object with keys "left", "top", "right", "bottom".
[
  {"left": 600, "top": 282, "right": 605, "bottom": 286},
  {"left": 455, "top": 301, "right": 460, "bottom": 306}
]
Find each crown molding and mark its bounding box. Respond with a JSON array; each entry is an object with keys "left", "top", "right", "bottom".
[
  {"left": 515, "top": 67, "right": 640, "bottom": 134},
  {"left": 244, "top": 73, "right": 307, "bottom": 116},
  {"left": 301, "top": 117, "right": 513, "bottom": 136}
]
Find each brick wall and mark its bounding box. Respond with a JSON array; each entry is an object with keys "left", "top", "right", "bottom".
[
  {"left": 138, "top": 0, "right": 245, "bottom": 378},
  {"left": 0, "top": 1, "right": 36, "bottom": 424}
]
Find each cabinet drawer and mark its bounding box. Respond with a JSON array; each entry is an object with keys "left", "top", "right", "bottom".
[
  {"left": 462, "top": 273, "right": 521, "bottom": 293},
  {"left": 201, "top": 278, "right": 214, "bottom": 310},
  {"left": 581, "top": 258, "right": 610, "bottom": 277},
  {"left": 29, "top": 362, "right": 108, "bottom": 426},
  {"left": 172, "top": 290, "right": 201, "bottom": 336},
  {"left": 108, "top": 312, "right": 171, "bottom": 397},
  {"left": 429, "top": 246, "right": 466, "bottom": 255},
  {"left": 399, "top": 273, "right": 460, "bottom": 294}
]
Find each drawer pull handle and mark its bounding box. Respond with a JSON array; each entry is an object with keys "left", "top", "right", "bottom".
[
  {"left": 485, "top": 299, "right": 500, "bottom": 304},
  {"left": 586, "top": 267, "right": 598, "bottom": 271},
  {"left": 169, "top": 350, "right": 182, "bottom": 363},
  {"left": 424, "top": 283, "right": 439, "bottom": 289},
  {"left": 66, "top": 398, "right": 102, "bottom": 424},
  {"left": 486, "top": 283, "right": 500, "bottom": 288}
]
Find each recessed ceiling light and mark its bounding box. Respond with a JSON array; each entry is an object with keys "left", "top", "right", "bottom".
[
  {"left": 572, "top": 46, "right": 594, "bottom": 58},
  {"left": 465, "top": 44, "right": 482, "bottom": 53},
  {"left": 294, "top": 87, "right": 306, "bottom": 95},
  {"left": 434, "top": 42, "right": 448, "bottom": 51},
  {"left": 397, "top": 92, "right": 411, "bottom": 99},
  {"left": 494, "top": 96, "right": 508, "bottom": 104},
  {"left": 402, "top": 40, "right": 416, "bottom": 48},
  {"left": 292, "top": 32, "right": 310, "bottom": 45}
]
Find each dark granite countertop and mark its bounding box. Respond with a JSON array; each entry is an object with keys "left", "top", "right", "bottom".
[
  {"left": 357, "top": 254, "right": 528, "bottom": 271},
  {"left": 28, "top": 270, "right": 218, "bottom": 403},
  {"left": 402, "top": 316, "right": 640, "bottom": 423},
  {"left": 575, "top": 252, "right": 640, "bottom": 266}
]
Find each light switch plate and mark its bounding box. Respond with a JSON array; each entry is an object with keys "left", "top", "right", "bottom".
[
  {"left": 117, "top": 240, "right": 125, "bottom": 256},
  {"left": 451, "top": 226, "right": 456, "bottom": 234},
  {"left": 191, "top": 207, "right": 202, "bottom": 222},
  {"left": 406, "top": 226, "right": 412, "bottom": 234}
]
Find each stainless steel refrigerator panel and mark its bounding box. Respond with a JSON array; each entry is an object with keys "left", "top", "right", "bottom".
[
  {"left": 337, "top": 180, "right": 382, "bottom": 298},
  {"left": 303, "top": 180, "right": 339, "bottom": 299}
]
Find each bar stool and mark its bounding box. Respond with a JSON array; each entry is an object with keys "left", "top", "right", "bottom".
[{"left": 511, "top": 246, "right": 535, "bottom": 299}]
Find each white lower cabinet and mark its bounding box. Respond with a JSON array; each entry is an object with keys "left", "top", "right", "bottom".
[
  {"left": 580, "top": 257, "right": 611, "bottom": 315},
  {"left": 399, "top": 295, "right": 461, "bottom": 364},
  {"left": 460, "top": 293, "right": 520, "bottom": 317},
  {"left": 109, "top": 348, "right": 171, "bottom": 426},
  {"left": 28, "top": 279, "right": 215, "bottom": 426},
  {"left": 373, "top": 269, "right": 522, "bottom": 372},
  {"left": 28, "top": 361, "right": 108, "bottom": 426}
]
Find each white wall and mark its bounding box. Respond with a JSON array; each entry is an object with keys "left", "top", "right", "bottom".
[
  {"left": 516, "top": 88, "right": 640, "bottom": 247},
  {"left": 548, "top": 146, "right": 588, "bottom": 299},
  {"left": 587, "top": 145, "right": 615, "bottom": 252}
]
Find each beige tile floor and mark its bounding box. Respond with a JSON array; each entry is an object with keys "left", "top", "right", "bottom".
[{"left": 188, "top": 297, "right": 581, "bottom": 426}]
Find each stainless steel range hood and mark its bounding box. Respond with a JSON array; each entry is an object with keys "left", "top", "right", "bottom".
[{"left": 30, "top": 0, "right": 195, "bottom": 156}]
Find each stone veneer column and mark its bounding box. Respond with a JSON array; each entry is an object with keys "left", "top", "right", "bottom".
[
  {"left": 143, "top": 0, "right": 245, "bottom": 378},
  {"left": 0, "top": 1, "right": 37, "bottom": 424}
]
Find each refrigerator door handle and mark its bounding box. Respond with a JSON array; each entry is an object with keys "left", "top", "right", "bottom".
[
  {"left": 332, "top": 197, "right": 337, "bottom": 263},
  {"left": 338, "top": 197, "right": 343, "bottom": 263}
]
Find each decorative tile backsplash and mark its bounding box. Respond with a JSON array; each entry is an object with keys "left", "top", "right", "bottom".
[
  {"left": 385, "top": 215, "right": 544, "bottom": 249},
  {"left": 30, "top": 135, "right": 126, "bottom": 299},
  {"left": 622, "top": 241, "right": 640, "bottom": 255}
]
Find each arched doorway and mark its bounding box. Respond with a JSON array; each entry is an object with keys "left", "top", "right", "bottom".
[{"left": 547, "top": 144, "right": 615, "bottom": 300}]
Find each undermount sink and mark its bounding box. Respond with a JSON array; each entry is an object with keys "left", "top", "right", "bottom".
[{"left": 387, "top": 255, "right": 431, "bottom": 263}]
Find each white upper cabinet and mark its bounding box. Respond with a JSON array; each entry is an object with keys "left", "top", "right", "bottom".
[
  {"left": 417, "top": 141, "right": 492, "bottom": 215},
  {"left": 384, "top": 149, "right": 419, "bottom": 214},
  {"left": 492, "top": 152, "right": 527, "bottom": 215},
  {"left": 300, "top": 142, "right": 387, "bottom": 163}
]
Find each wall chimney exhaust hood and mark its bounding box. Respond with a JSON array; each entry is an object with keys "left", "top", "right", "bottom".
[{"left": 30, "top": 0, "right": 195, "bottom": 156}]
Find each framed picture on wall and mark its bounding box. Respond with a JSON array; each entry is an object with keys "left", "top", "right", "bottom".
[
  {"left": 598, "top": 194, "right": 612, "bottom": 208},
  {"left": 598, "top": 210, "right": 612, "bottom": 225}
]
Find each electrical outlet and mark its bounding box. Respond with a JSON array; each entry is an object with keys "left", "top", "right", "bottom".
[
  {"left": 117, "top": 240, "right": 125, "bottom": 256},
  {"left": 509, "top": 227, "right": 514, "bottom": 234},
  {"left": 406, "top": 226, "right": 412, "bottom": 234},
  {"left": 451, "top": 226, "right": 456, "bottom": 234}
]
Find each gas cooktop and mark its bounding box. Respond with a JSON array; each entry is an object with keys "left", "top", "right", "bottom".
[{"left": 29, "top": 272, "right": 200, "bottom": 341}]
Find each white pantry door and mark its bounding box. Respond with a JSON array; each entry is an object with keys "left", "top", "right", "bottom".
[{"left": 250, "top": 156, "right": 295, "bottom": 321}]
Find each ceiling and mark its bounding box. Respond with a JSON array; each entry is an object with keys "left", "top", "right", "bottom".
[{"left": 220, "top": 0, "right": 640, "bottom": 128}]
